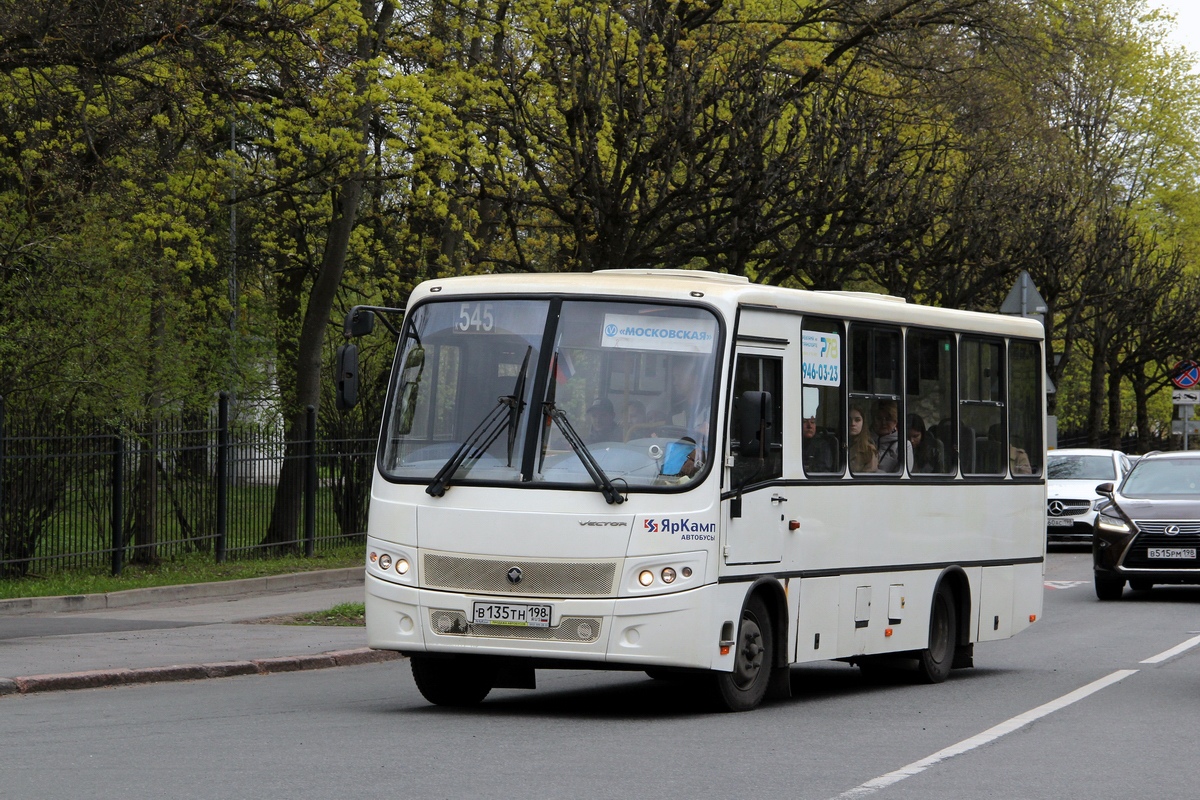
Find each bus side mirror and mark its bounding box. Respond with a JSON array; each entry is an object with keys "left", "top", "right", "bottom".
[
  {"left": 335, "top": 344, "right": 360, "bottom": 410},
  {"left": 344, "top": 307, "right": 376, "bottom": 338},
  {"left": 738, "top": 390, "right": 772, "bottom": 459}
]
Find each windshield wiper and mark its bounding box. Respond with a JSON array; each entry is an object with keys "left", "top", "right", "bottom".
[
  {"left": 425, "top": 402, "right": 509, "bottom": 497},
  {"left": 543, "top": 401, "right": 624, "bottom": 505},
  {"left": 506, "top": 347, "right": 532, "bottom": 466},
  {"left": 426, "top": 347, "right": 531, "bottom": 497}
]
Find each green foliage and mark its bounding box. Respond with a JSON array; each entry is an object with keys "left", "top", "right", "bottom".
[
  {"left": 1, "top": 0, "right": 1198, "bottom": 447},
  {"left": 283, "top": 602, "right": 367, "bottom": 626},
  {"left": 0, "top": 546, "right": 362, "bottom": 600}
]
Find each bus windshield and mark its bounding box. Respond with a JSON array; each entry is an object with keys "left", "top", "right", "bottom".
[{"left": 379, "top": 297, "right": 720, "bottom": 491}]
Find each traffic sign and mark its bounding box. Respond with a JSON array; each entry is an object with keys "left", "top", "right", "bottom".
[
  {"left": 1172, "top": 420, "right": 1200, "bottom": 435},
  {"left": 1173, "top": 390, "right": 1200, "bottom": 404},
  {"left": 1170, "top": 360, "right": 1200, "bottom": 389},
  {"left": 1000, "top": 271, "right": 1048, "bottom": 318}
]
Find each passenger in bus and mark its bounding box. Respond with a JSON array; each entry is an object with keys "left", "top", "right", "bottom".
[
  {"left": 849, "top": 404, "right": 878, "bottom": 473},
  {"left": 802, "top": 416, "right": 837, "bottom": 473},
  {"left": 585, "top": 397, "right": 621, "bottom": 443},
  {"left": 907, "top": 414, "right": 945, "bottom": 474},
  {"left": 663, "top": 436, "right": 703, "bottom": 478},
  {"left": 645, "top": 356, "right": 711, "bottom": 474},
  {"left": 874, "top": 400, "right": 903, "bottom": 473},
  {"left": 662, "top": 355, "right": 711, "bottom": 438},
  {"left": 623, "top": 399, "right": 648, "bottom": 433},
  {"left": 984, "top": 424, "right": 1031, "bottom": 475},
  {"left": 1011, "top": 444, "right": 1033, "bottom": 475},
  {"left": 931, "top": 418, "right": 972, "bottom": 475}
]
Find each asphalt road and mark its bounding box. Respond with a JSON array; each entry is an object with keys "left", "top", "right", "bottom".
[{"left": 4, "top": 548, "right": 1199, "bottom": 800}]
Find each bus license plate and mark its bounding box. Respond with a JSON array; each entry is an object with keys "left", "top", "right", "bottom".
[
  {"left": 1148, "top": 548, "right": 1196, "bottom": 559},
  {"left": 472, "top": 601, "right": 552, "bottom": 628},
  {"left": 1047, "top": 517, "right": 1074, "bottom": 527}
]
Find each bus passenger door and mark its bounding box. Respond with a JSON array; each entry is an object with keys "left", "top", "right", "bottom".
[{"left": 724, "top": 350, "right": 785, "bottom": 565}]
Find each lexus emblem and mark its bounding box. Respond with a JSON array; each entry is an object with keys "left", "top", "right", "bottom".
[
  {"left": 1166, "top": 525, "right": 1182, "bottom": 536},
  {"left": 506, "top": 567, "right": 523, "bottom": 584},
  {"left": 1048, "top": 500, "right": 1066, "bottom": 516}
]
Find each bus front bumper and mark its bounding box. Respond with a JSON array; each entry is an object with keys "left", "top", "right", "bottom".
[{"left": 365, "top": 572, "right": 729, "bottom": 671}]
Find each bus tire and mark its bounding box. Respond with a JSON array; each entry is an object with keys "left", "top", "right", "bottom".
[
  {"left": 915, "top": 584, "right": 956, "bottom": 684},
  {"left": 1094, "top": 572, "right": 1125, "bottom": 601},
  {"left": 709, "top": 594, "right": 773, "bottom": 712},
  {"left": 411, "top": 655, "right": 494, "bottom": 707}
]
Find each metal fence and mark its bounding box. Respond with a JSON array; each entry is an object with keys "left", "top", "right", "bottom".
[{"left": 0, "top": 395, "right": 376, "bottom": 578}]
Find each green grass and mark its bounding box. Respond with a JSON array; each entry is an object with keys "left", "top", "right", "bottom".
[
  {"left": 282, "top": 602, "right": 366, "bottom": 626},
  {"left": 0, "top": 545, "right": 363, "bottom": 600}
]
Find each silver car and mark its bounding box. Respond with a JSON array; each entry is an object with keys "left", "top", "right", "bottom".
[{"left": 1046, "top": 448, "right": 1134, "bottom": 543}]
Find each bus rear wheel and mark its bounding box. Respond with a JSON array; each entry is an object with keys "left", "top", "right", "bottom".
[
  {"left": 411, "top": 655, "right": 495, "bottom": 707},
  {"left": 915, "top": 584, "right": 956, "bottom": 684},
  {"left": 710, "top": 595, "right": 773, "bottom": 712}
]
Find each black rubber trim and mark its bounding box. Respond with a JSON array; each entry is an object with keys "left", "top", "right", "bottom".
[
  {"left": 717, "top": 556, "right": 1044, "bottom": 583},
  {"left": 721, "top": 475, "right": 1043, "bottom": 501}
]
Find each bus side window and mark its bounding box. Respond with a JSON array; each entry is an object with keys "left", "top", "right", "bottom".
[
  {"left": 906, "top": 330, "right": 955, "bottom": 475},
  {"left": 849, "top": 324, "right": 901, "bottom": 475},
  {"left": 731, "top": 356, "right": 783, "bottom": 484},
  {"left": 1008, "top": 340, "right": 1042, "bottom": 476},
  {"left": 802, "top": 318, "right": 845, "bottom": 477},
  {"left": 960, "top": 337, "right": 1005, "bottom": 475}
]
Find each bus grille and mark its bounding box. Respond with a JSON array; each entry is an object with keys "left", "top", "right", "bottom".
[
  {"left": 421, "top": 553, "right": 618, "bottom": 597},
  {"left": 429, "top": 610, "right": 602, "bottom": 643}
]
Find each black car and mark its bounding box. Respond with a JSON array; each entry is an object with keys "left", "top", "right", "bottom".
[{"left": 1093, "top": 451, "right": 1200, "bottom": 600}]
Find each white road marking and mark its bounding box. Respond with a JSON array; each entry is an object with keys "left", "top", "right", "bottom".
[
  {"left": 1141, "top": 633, "right": 1200, "bottom": 664},
  {"left": 832, "top": 670, "right": 1138, "bottom": 799},
  {"left": 1044, "top": 580, "right": 1089, "bottom": 589}
]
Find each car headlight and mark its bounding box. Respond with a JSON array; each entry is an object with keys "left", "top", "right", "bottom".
[{"left": 1096, "top": 510, "right": 1130, "bottom": 533}]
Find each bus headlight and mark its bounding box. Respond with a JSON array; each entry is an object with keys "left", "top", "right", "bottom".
[
  {"left": 367, "top": 543, "right": 416, "bottom": 585},
  {"left": 624, "top": 553, "right": 706, "bottom": 595}
]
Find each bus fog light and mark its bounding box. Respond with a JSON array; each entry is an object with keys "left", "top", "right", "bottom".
[
  {"left": 661, "top": 567, "right": 677, "bottom": 583},
  {"left": 378, "top": 553, "right": 392, "bottom": 570},
  {"left": 369, "top": 551, "right": 378, "bottom": 563},
  {"left": 638, "top": 570, "right": 655, "bottom": 586},
  {"left": 681, "top": 567, "right": 692, "bottom": 578},
  {"left": 396, "top": 558, "right": 410, "bottom": 575}
]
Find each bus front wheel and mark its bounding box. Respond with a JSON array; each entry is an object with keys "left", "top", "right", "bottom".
[
  {"left": 710, "top": 595, "right": 773, "bottom": 712},
  {"left": 411, "top": 655, "right": 495, "bottom": 707},
  {"left": 915, "top": 584, "right": 956, "bottom": 684}
]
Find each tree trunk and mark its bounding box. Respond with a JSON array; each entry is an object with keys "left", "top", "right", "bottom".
[
  {"left": 1086, "top": 329, "right": 1108, "bottom": 448},
  {"left": 262, "top": 0, "right": 393, "bottom": 550},
  {"left": 1105, "top": 349, "right": 1122, "bottom": 450}
]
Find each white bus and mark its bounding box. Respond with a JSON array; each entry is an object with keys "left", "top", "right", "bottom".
[{"left": 342, "top": 270, "right": 1045, "bottom": 712}]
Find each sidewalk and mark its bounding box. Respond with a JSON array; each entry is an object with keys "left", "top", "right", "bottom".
[{"left": 0, "top": 567, "right": 402, "bottom": 697}]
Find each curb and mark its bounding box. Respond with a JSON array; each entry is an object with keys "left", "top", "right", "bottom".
[
  {"left": 0, "top": 567, "right": 364, "bottom": 616},
  {"left": 0, "top": 647, "right": 404, "bottom": 697}
]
